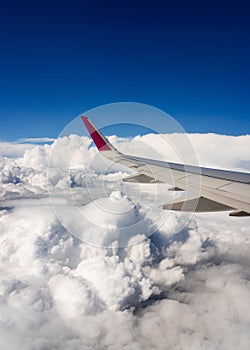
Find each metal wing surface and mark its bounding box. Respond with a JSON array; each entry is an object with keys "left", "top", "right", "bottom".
[{"left": 81, "top": 116, "right": 250, "bottom": 216}]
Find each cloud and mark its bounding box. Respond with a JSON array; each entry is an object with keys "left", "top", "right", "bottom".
[
  {"left": 123, "top": 133, "right": 250, "bottom": 171},
  {"left": 0, "top": 141, "right": 35, "bottom": 158},
  {"left": 18, "top": 137, "right": 56, "bottom": 143},
  {"left": 138, "top": 263, "right": 250, "bottom": 350},
  {"left": 0, "top": 132, "right": 250, "bottom": 349}
]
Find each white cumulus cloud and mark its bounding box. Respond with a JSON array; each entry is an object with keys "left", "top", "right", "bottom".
[{"left": 0, "top": 132, "right": 249, "bottom": 349}]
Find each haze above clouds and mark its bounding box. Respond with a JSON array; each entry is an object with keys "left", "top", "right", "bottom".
[{"left": 0, "top": 132, "right": 250, "bottom": 350}]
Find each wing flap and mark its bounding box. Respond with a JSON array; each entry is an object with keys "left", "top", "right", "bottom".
[
  {"left": 229, "top": 210, "right": 250, "bottom": 217},
  {"left": 122, "top": 173, "right": 162, "bottom": 183},
  {"left": 162, "top": 196, "right": 234, "bottom": 212}
]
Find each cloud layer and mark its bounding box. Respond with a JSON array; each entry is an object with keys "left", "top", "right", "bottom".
[{"left": 0, "top": 133, "right": 250, "bottom": 349}]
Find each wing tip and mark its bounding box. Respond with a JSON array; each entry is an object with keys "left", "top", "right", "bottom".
[
  {"left": 81, "top": 116, "right": 96, "bottom": 134},
  {"left": 81, "top": 115, "right": 88, "bottom": 123},
  {"left": 80, "top": 115, "right": 114, "bottom": 152}
]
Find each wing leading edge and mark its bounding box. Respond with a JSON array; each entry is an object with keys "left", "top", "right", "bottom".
[{"left": 81, "top": 116, "right": 250, "bottom": 216}]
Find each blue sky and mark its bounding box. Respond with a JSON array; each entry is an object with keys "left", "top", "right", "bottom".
[{"left": 1, "top": 0, "right": 250, "bottom": 140}]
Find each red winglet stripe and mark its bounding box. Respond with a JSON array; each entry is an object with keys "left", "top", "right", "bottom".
[
  {"left": 91, "top": 131, "right": 112, "bottom": 151},
  {"left": 81, "top": 116, "right": 96, "bottom": 134},
  {"left": 81, "top": 116, "right": 112, "bottom": 151}
]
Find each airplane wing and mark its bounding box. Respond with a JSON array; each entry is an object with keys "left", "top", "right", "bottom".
[{"left": 81, "top": 116, "right": 250, "bottom": 216}]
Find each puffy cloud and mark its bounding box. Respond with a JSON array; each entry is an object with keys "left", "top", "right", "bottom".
[
  {"left": 0, "top": 141, "right": 35, "bottom": 158},
  {"left": 0, "top": 132, "right": 250, "bottom": 349},
  {"left": 135, "top": 133, "right": 250, "bottom": 171},
  {"left": 138, "top": 263, "right": 250, "bottom": 350}
]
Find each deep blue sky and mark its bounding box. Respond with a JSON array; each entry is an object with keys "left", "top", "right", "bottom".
[{"left": 1, "top": 0, "right": 250, "bottom": 140}]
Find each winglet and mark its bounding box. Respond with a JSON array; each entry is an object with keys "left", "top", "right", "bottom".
[{"left": 81, "top": 116, "right": 117, "bottom": 152}]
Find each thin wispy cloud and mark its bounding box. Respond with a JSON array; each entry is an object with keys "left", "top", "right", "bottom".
[{"left": 18, "top": 137, "right": 56, "bottom": 143}]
